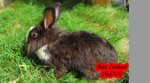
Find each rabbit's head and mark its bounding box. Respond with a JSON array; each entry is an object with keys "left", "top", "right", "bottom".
[{"left": 26, "top": 2, "right": 61, "bottom": 54}]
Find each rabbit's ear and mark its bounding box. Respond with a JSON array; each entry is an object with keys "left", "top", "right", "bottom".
[
  {"left": 51, "top": 2, "right": 61, "bottom": 21},
  {"left": 43, "top": 7, "right": 55, "bottom": 29},
  {"left": 43, "top": 3, "right": 61, "bottom": 29}
]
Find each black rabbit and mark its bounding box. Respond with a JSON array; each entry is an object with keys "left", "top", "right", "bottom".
[{"left": 26, "top": 2, "right": 118, "bottom": 80}]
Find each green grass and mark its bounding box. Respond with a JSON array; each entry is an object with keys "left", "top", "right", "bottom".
[{"left": 0, "top": 1, "right": 129, "bottom": 83}]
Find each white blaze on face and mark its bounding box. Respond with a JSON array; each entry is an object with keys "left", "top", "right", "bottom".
[
  {"left": 35, "top": 45, "right": 50, "bottom": 61},
  {"left": 29, "top": 26, "right": 35, "bottom": 31},
  {"left": 26, "top": 26, "right": 35, "bottom": 42}
]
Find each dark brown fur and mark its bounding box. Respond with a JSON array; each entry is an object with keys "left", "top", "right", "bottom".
[{"left": 27, "top": 2, "right": 118, "bottom": 80}]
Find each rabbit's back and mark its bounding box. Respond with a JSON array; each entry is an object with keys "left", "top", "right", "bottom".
[{"left": 48, "top": 31, "right": 117, "bottom": 72}]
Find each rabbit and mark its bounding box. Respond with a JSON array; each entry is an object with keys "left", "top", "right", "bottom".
[{"left": 26, "top": 2, "right": 118, "bottom": 80}]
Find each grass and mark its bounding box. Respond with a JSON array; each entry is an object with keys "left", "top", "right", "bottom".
[{"left": 0, "top": 1, "right": 129, "bottom": 83}]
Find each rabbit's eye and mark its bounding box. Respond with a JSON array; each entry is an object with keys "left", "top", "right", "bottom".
[{"left": 31, "top": 32, "right": 38, "bottom": 38}]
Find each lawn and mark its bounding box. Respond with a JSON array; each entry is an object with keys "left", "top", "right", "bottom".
[{"left": 0, "top": 0, "right": 129, "bottom": 83}]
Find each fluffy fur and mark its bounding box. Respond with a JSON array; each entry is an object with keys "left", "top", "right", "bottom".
[{"left": 26, "top": 2, "right": 118, "bottom": 80}]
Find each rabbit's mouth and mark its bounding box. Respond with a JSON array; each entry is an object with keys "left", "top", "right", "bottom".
[
  {"left": 27, "top": 42, "right": 38, "bottom": 54},
  {"left": 27, "top": 37, "right": 48, "bottom": 54},
  {"left": 27, "top": 41, "right": 41, "bottom": 54}
]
